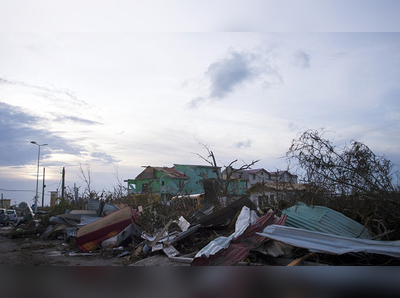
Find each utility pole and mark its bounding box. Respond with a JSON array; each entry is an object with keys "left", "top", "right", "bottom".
[
  {"left": 42, "top": 167, "right": 46, "bottom": 208},
  {"left": 1, "top": 193, "right": 3, "bottom": 208},
  {"left": 31, "top": 142, "right": 48, "bottom": 212},
  {"left": 74, "top": 183, "right": 78, "bottom": 208},
  {"left": 61, "top": 167, "right": 65, "bottom": 199}
]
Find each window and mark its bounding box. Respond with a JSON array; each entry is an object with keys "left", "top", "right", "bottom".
[
  {"left": 258, "top": 196, "right": 264, "bottom": 208},
  {"left": 142, "top": 183, "right": 148, "bottom": 193}
]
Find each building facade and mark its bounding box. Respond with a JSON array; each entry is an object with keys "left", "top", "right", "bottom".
[
  {"left": 125, "top": 166, "right": 189, "bottom": 201},
  {"left": 222, "top": 168, "right": 298, "bottom": 189},
  {"left": 126, "top": 164, "right": 223, "bottom": 201},
  {"left": 0, "top": 198, "right": 11, "bottom": 209},
  {"left": 173, "top": 164, "right": 221, "bottom": 194}
]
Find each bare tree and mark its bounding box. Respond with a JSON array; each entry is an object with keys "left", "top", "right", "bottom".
[
  {"left": 112, "top": 163, "right": 126, "bottom": 200},
  {"left": 78, "top": 161, "right": 97, "bottom": 199},
  {"left": 286, "top": 128, "right": 400, "bottom": 239},
  {"left": 193, "top": 143, "right": 221, "bottom": 180},
  {"left": 287, "top": 129, "right": 399, "bottom": 202},
  {"left": 194, "top": 143, "right": 259, "bottom": 196},
  {"left": 222, "top": 159, "right": 260, "bottom": 195}
]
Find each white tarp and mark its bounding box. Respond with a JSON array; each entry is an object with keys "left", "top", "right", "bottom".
[{"left": 194, "top": 206, "right": 259, "bottom": 258}]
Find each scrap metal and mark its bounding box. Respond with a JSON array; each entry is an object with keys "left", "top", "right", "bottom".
[
  {"left": 191, "top": 206, "right": 287, "bottom": 266},
  {"left": 282, "top": 202, "right": 371, "bottom": 239},
  {"left": 257, "top": 225, "right": 400, "bottom": 258}
]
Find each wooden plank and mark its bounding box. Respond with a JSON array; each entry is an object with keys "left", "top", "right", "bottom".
[
  {"left": 169, "top": 256, "right": 194, "bottom": 264},
  {"left": 163, "top": 245, "right": 180, "bottom": 258},
  {"left": 287, "top": 252, "right": 315, "bottom": 266},
  {"left": 149, "top": 219, "right": 173, "bottom": 247},
  {"left": 130, "top": 243, "right": 145, "bottom": 259}
]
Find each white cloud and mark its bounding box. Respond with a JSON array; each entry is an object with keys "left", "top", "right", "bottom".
[
  {"left": 206, "top": 51, "right": 255, "bottom": 99},
  {"left": 293, "top": 50, "right": 311, "bottom": 68}
]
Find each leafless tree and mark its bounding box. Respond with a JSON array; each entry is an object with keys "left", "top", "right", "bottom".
[
  {"left": 287, "top": 129, "right": 399, "bottom": 202},
  {"left": 112, "top": 163, "right": 126, "bottom": 200},
  {"left": 193, "top": 143, "right": 221, "bottom": 180},
  {"left": 286, "top": 128, "right": 400, "bottom": 239},
  {"left": 78, "top": 161, "right": 97, "bottom": 199},
  {"left": 194, "top": 143, "right": 259, "bottom": 196},
  {"left": 222, "top": 159, "right": 260, "bottom": 195}
]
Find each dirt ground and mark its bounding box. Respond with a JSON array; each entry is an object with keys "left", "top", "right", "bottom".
[{"left": 0, "top": 226, "right": 187, "bottom": 266}]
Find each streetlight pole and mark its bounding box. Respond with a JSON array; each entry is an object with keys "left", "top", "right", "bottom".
[{"left": 31, "top": 141, "right": 48, "bottom": 213}]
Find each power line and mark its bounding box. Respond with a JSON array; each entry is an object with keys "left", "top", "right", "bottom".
[{"left": 0, "top": 188, "right": 36, "bottom": 193}]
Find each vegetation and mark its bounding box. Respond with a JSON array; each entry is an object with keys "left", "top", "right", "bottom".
[
  {"left": 286, "top": 129, "right": 400, "bottom": 240},
  {"left": 39, "top": 197, "right": 75, "bottom": 227}
]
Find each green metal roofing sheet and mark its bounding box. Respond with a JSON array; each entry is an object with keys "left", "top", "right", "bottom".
[{"left": 282, "top": 202, "right": 371, "bottom": 239}]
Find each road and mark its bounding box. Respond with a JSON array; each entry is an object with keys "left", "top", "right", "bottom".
[
  {"left": 0, "top": 226, "right": 128, "bottom": 266},
  {"left": 0, "top": 226, "right": 187, "bottom": 266}
]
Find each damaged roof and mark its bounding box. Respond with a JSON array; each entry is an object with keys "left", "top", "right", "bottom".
[
  {"left": 282, "top": 202, "right": 371, "bottom": 239},
  {"left": 135, "top": 166, "right": 189, "bottom": 180}
]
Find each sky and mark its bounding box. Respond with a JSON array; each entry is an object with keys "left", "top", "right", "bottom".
[{"left": 1, "top": 1, "right": 400, "bottom": 206}]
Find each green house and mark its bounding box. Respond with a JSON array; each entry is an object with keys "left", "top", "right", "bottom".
[
  {"left": 173, "top": 164, "right": 221, "bottom": 194},
  {"left": 126, "top": 164, "right": 248, "bottom": 200},
  {"left": 125, "top": 166, "right": 189, "bottom": 201},
  {"left": 223, "top": 179, "right": 248, "bottom": 195}
]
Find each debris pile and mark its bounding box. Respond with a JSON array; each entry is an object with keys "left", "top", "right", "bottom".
[{"left": 3, "top": 197, "right": 400, "bottom": 266}]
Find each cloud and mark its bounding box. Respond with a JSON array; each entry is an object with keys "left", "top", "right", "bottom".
[
  {"left": 233, "top": 139, "right": 252, "bottom": 149},
  {"left": 0, "top": 102, "right": 73, "bottom": 166},
  {"left": 186, "top": 97, "right": 206, "bottom": 109},
  {"left": 0, "top": 102, "right": 108, "bottom": 167},
  {"left": 206, "top": 51, "right": 254, "bottom": 99},
  {"left": 55, "top": 115, "right": 102, "bottom": 125},
  {"left": 0, "top": 76, "right": 89, "bottom": 108},
  {"left": 294, "top": 50, "right": 311, "bottom": 68},
  {"left": 0, "top": 103, "right": 41, "bottom": 158},
  {"left": 187, "top": 49, "right": 283, "bottom": 108},
  {"left": 90, "top": 152, "right": 119, "bottom": 165}
]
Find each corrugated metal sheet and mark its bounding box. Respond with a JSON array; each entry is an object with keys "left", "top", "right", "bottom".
[
  {"left": 257, "top": 225, "right": 400, "bottom": 258},
  {"left": 191, "top": 207, "right": 287, "bottom": 266},
  {"left": 199, "top": 195, "right": 258, "bottom": 227},
  {"left": 282, "top": 202, "right": 371, "bottom": 239},
  {"left": 87, "top": 199, "right": 119, "bottom": 214}
]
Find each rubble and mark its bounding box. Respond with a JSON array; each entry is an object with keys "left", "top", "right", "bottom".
[
  {"left": 281, "top": 202, "right": 372, "bottom": 239},
  {"left": 76, "top": 206, "right": 138, "bottom": 252},
  {"left": 191, "top": 206, "right": 287, "bottom": 266},
  {"left": 256, "top": 225, "right": 400, "bottom": 258},
  {"left": 2, "top": 196, "right": 400, "bottom": 266}
]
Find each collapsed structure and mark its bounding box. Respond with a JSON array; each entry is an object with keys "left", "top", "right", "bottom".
[
  {"left": 28, "top": 195, "right": 400, "bottom": 266},
  {"left": 4, "top": 165, "right": 399, "bottom": 266}
]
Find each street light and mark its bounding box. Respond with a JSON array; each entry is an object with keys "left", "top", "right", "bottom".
[{"left": 31, "top": 141, "right": 48, "bottom": 213}]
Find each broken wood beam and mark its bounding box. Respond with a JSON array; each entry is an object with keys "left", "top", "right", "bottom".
[
  {"left": 287, "top": 252, "right": 315, "bottom": 266},
  {"left": 169, "top": 256, "right": 194, "bottom": 264},
  {"left": 149, "top": 219, "right": 173, "bottom": 248}
]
